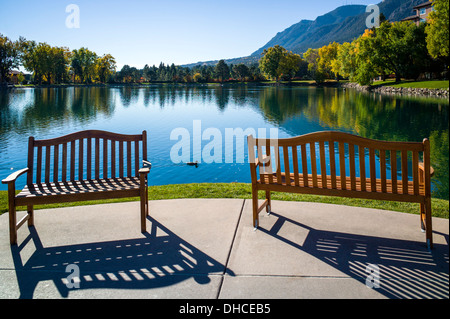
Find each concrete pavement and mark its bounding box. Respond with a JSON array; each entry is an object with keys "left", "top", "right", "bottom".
[{"left": 0, "top": 199, "right": 448, "bottom": 299}]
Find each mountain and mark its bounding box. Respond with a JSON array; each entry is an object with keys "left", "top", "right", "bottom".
[
  {"left": 252, "top": 0, "right": 427, "bottom": 56},
  {"left": 183, "top": 0, "right": 426, "bottom": 67},
  {"left": 251, "top": 5, "right": 367, "bottom": 57}
]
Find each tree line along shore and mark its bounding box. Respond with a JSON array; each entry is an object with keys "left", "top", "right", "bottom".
[{"left": 1, "top": 0, "right": 448, "bottom": 89}]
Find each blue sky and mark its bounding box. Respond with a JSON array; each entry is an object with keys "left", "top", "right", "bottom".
[{"left": 1, "top": 0, "right": 376, "bottom": 69}]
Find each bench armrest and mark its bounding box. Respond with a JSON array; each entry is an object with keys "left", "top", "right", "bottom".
[
  {"left": 2, "top": 168, "right": 29, "bottom": 185},
  {"left": 419, "top": 162, "right": 434, "bottom": 177},
  {"left": 142, "top": 160, "right": 152, "bottom": 168},
  {"left": 254, "top": 155, "right": 270, "bottom": 167},
  {"left": 139, "top": 160, "right": 152, "bottom": 175}
]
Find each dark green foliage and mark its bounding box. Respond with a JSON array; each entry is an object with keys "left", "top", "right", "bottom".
[{"left": 252, "top": 0, "right": 427, "bottom": 56}]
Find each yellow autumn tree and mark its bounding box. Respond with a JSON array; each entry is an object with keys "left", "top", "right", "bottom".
[{"left": 317, "top": 42, "right": 340, "bottom": 80}]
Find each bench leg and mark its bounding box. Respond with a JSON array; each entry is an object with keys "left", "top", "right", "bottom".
[
  {"left": 140, "top": 196, "right": 146, "bottom": 233},
  {"left": 9, "top": 205, "right": 17, "bottom": 245},
  {"left": 266, "top": 190, "right": 271, "bottom": 215},
  {"left": 27, "top": 205, "right": 34, "bottom": 227},
  {"left": 145, "top": 184, "right": 149, "bottom": 217},
  {"left": 252, "top": 186, "right": 259, "bottom": 229},
  {"left": 420, "top": 203, "right": 426, "bottom": 232},
  {"left": 7, "top": 184, "right": 17, "bottom": 245},
  {"left": 424, "top": 198, "right": 433, "bottom": 250},
  {"left": 140, "top": 175, "right": 147, "bottom": 233}
]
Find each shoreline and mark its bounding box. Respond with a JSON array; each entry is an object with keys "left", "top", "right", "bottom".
[
  {"left": 1, "top": 81, "right": 322, "bottom": 89},
  {"left": 340, "top": 81, "right": 449, "bottom": 98},
  {"left": 1, "top": 183, "right": 448, "bottom": 218},
  {"left": 1, "top": 81, "right": 449, "bottom": 98}
]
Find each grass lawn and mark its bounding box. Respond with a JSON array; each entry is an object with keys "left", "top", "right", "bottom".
[
  {"left": 373, "top": 79, "right": 449, "bottom": 89},
  {"left": 0, "top": 183, "right": 448, "bottom": 219}
]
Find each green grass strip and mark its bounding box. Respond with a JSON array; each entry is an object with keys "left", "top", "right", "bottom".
[
  {"left": 0, "top": 183, "right": 448, "bottom": 219},
  {"left": 373, "top": 80, "right": 449, "bottom": 89}
]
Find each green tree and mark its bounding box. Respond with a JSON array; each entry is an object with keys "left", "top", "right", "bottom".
[
  {"left": 215, "top": 60, "right": 230, "bottom": 83},
  {"left": 131, "top": 67, "right": 141, "bottom": 82},
  {"left": 181, "top": 67, "right": 191, "bottom": 82},
  {"left": 119, "top": 65, "right": 132, "bottom": 82},
  {"left": 260, "top": 45, "right": 302, "bottom": 82},
  {"left": 150, "top": 65, "right": 158, "bottom": 81},
  {"left": 142, "top": 64, "right": 150, "bottom": 82},
  {"left": 279, "top": 52, "right": 302, "bottom": 80},
  {"left": 193, "top": 72, "right": 203, "bottom": 83},
  {"left": 38, "top": 43, "right": 54, "bottom": 84},
  {"left": 232, "top": 64, "right": 250, "bottom": 82},
  {"left": 425, "top": 0, "right": 449, "bottom": 59},
  {"left": 249, "top": 63, "right": 264, "bottom": 81},
  {"left": 204, "top": 65, "right": 215, "bottom": 82},
  {"left": 259, "top": 45, "right": 285, "bottom": 82},
  {"left": 96, "top": 54, "right": 116, "bottom": 83},
  {"left": 20, "top": 42, "right": 53, "bottom": 84},
  {"left": 357, "top": 21, "right": 430, "bottom": 83},
  {"left": 352, "top": 29, "right": 385, "bottom": 85},
  {"left": 303, "top": 48, "right": 326, "bottom": 83},
  {"left": 332, "top": 41, "right": 357, "bottom": 80},
  {"left": 71, "top": 48, "right": 98, "bottom": 83},
  {"left": 51, "top": 46, "right": 71, "bottom": 84},
  {"left": 317, "top": 42, "right": 340, "bottom": 80},
  {"left": 0, "top": 34, "right": 20, "bottom": 83},
  {"left": 19, "top": 39, "right": 39, "bottom": 83}
]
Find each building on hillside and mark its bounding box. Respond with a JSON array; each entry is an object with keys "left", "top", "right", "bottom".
[{"left": 402, "top": 1, "right": 434, "bottom": 26}]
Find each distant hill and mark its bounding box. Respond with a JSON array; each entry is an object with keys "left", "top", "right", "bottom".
[
  {"left": 183, "top": 0, "right": 426, "bottom": 68},
  {"left": 251, "top": 4, "right": 367, "bottom": 57},
  {"left": 182, "top": 56, "right": 259, "bottom": 69}
]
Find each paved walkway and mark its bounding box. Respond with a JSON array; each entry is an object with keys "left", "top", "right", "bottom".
[{"left": 0, "top": 199, "right": 448, "bottom": 299}]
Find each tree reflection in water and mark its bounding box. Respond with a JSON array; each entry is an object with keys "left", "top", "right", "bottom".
[{"left": 0, "top": 86, "right": 448, "bottom": 199}]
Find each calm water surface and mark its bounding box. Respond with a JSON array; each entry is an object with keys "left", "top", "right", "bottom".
[{"left": 0, "top": 86, "right": 448, "bottom": 199}]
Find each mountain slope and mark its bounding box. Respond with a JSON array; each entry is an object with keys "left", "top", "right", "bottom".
[
  {"left": 183, "top": 0, "right": 426, "bottom": 67},
  {"left": 252, "top": 5, "right": 366, "bottom": 56},
  {"left": 251, "top": 0, "right": 426, "bottom": 56}
]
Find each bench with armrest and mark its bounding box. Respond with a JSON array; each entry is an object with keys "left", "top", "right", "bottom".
[
  {"left": 2, "top": 130, "right": 151, "bottom": 245},
  {"left": 247, "top": 131, "right": 434, "bottom": 249}
]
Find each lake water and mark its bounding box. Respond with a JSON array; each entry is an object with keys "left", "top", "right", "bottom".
[{"left": 0, "top": 85, "right": 448, "bottom": 199}]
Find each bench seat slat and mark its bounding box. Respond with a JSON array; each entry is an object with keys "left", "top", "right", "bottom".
[
  {"left": 258, "top": 173, "right": 424, "bottom": 196},
  {"left": 17, "top": 177, "right": 141, "bottom": 198}
]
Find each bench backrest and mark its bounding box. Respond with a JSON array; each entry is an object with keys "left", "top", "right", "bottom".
[
  {"left": 27, "top": 130, "right": 147, "bottom": 185},
  {"left": 248, "top": 131, "right": 431, "bottom": 197}
]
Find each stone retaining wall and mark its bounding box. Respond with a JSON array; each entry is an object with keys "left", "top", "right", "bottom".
[{"left": 341, "top": 82, "right": 449, "bottom": 98}]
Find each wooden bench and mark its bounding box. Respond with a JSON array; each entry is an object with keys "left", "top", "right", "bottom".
[
  {"left": 2, "top": 130, "right": 151, "bottom": 245},
  {"left": 247, "top": 131, "right": 434, "bottom": 249}
]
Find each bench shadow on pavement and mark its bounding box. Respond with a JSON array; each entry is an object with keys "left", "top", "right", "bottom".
[
  {"left": 259, "top": 212, "right": 449, "bottom": 299},
  {"left": 11, "top": 216, "right": 233, "bottom": 299}
]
